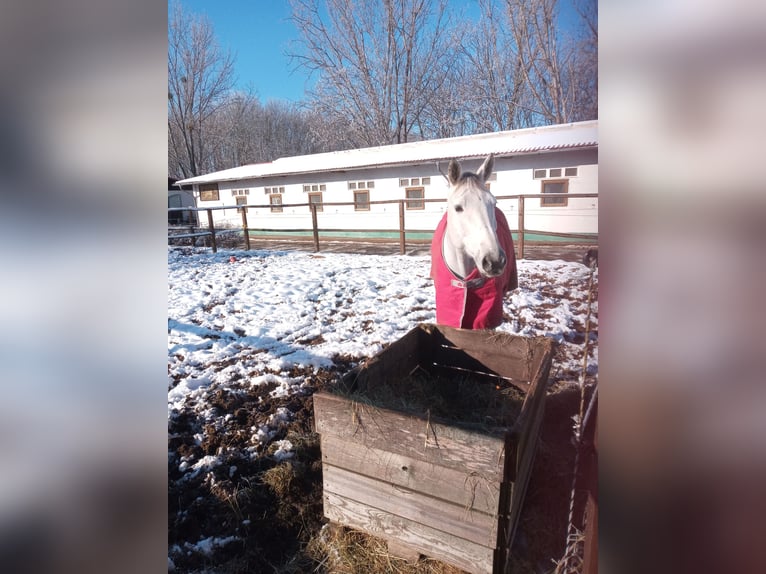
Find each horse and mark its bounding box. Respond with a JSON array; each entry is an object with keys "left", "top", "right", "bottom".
[{"left": 430, "top": 155, "right": 518, "bottom": 329}]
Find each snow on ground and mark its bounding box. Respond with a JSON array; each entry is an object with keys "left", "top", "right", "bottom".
[
  {"left": 167, "top": 246, "right": 598, "bottom": 562},
  {"left": 169, "top": 247, "right": 597, "bottom": 406}
]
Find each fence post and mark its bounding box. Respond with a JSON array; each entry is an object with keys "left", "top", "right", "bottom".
[
  {"left": 206, "top": 208, "right": 217, "bottom": 253},
  {"left": 310, "top": 203, "right": 320, "bottom": 252},
  {"left": 399, "top": 200, "right": 406, "bottom": 255},
  {"left": 517, "top": 196, "right": 525, "bottom": 260},
  {"left": 240, "top": 206, "right": 251, "bottom": 251}
]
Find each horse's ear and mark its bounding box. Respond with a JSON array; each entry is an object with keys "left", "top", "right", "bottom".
[
  {"left": 447, "top": 159, "right": 461, "bottom": 185},
  {"left": 476, "top": 154, "right": 494, "bottom": 183}
]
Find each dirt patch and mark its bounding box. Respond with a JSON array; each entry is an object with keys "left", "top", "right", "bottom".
[{"left": 169, "top": 356, "right": 591, "bottom": 573}]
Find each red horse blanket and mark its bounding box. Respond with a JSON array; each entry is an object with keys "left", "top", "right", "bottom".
[{"left": 430, "top": 208, "right": 517, "bottom": 329}]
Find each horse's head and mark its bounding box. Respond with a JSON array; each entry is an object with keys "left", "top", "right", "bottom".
[{"left": 445, "top": 155, "right": 507, "bottom": 278}]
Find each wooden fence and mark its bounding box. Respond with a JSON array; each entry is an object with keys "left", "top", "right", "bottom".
[{"left": 168, "top": 194, "right": 597, "bottom": 259}]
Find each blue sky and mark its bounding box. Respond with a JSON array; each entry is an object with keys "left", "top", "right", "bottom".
[
  {"left": 178, "top": 1, "right": 306, "bottom": 102},
  {"left": 176, "top": 0, "right": 581, "bottom": 104}
]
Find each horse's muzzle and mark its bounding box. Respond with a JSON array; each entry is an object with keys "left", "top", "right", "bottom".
[{"left": 481, "top": 250, "right": 507, "bottom": 277}]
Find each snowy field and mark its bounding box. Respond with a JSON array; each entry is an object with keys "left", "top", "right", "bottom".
[{"left": 167, "top": 245, "right": 598, "bottom": 570}]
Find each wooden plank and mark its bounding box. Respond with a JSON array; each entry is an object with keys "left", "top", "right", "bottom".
[
  {"left": 310, "top": 203, "right": 320, "bottom": 252},
  {"left": 387, "top": 539, "right": 420, "bottom": 563},
  {"left": 351, "top": 326, "right": 426, "bottom": 392},
  {"left": 323, "top": 464, "right": 498, "bottom": 547},
  {"left": 240, "top": 208, "right": 250, "bottom": 251},
  {"left": 320, "top": 434, "right": 501, "bottom": 515},
  {"left": 432, "top": 325, "right": 554, "bottom": 385},
  {"left": 324, "top": 491, "right": 495, "bottom": 574},
  {"left": 314, "top": 392, "right": 506, "bottom": 480},
  {"left": 517, "top": 196, "right": 525, "bottom": 259},
  {"left": 206, "top": 209, "right": 217, "bottom": 253},
  {"left": 399, "top": 200, "right": 406, "bottom": 255}
]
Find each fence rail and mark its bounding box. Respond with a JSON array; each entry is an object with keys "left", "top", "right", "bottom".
[{"left": 168, "top": 194, "right": 597, "bottom": 258}]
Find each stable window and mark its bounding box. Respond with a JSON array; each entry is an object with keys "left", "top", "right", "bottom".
[
  {"left": 269, "top": 194, "right": 283, "bottom": 213},
  {"left": 541, "top": 180, "right": 569, "bottom": 207},
  {"left": 308, "top": 192, "right": 323, "bottom": 212},
  {"left": 400, "top": 176, "right": 430, "bottom": 187},
  {"left": 349, "top": 180, "right": 374, "bottom": 190},
  {"left": 354, "top": 190, "right": 370, "bottom": 211},
  {"left": 303, "top": 183, "right": 326, "bottom": 193},
  {"left": 405, "top": 187, "right": 424, "bottom": 210},
  {"left": 199, "top": 183, "right": 219, "bottom": 201},
  {"left": 236, "top": 196, "right": 248, "bottom": 214}
]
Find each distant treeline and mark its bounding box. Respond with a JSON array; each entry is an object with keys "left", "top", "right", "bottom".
[{"left": 168, "top": 0, "right": 597, "bottom": 180}]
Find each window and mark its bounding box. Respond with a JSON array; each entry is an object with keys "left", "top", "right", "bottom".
[
  {"left": 303, "top": 183, "right": 326, "bottom": 193},
  {"left": 400, "top": 176, "right": 430, "bottom": 187},
  {"left": 199, "top": 183, "right": 219, "bottom": 201},
  {"left": 405, "top": 187, "right": 424, "bottom": 210},
  {"left": 236, "top": 196, "right": 248, "bottom": 214},
  {"left": 231, "top": 189, "right": 249, "bottom": 196},
  {"left": 354, "top": 190, "right": 370, "bottom": 211},
  {"left": 308, "top": 192, "right": 323, "bottom": 212},
  {"left": 264, "top": 186, "right": 285, "bottom": 195},
  {"left": 269, "top": 194, "right": 283, "bottom": 213},
  {"left": 349, "top": 180, "right": 373, "bottom": 190},
  {"left": 541, "top": 180, "right": 568, "bottom": 207},
  {"left": 535, "top": 167, "right": 578, "bottom": 179}
]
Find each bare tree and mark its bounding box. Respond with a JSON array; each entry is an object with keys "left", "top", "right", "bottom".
[
  {"left": 288, "top": 0, "right": 459, "bottom": 146},
  {"left": 205, "top": 91, "right": 261, "bottom": 169},
  {"left": 458, "top": 0, "right": 540, "bottom": 131},
  {"left": 570, "top": 0, "right": 597, "bottom": 121},
  {"left": 504, "top": 0, "right": 597, "bottom": 125},
  {"left": 168, "top": 2, "right": 235, "bottom": 178}
]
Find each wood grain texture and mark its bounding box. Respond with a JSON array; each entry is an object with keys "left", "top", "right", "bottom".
[
  {"left": 320, "top": 434, "right": 501, "bottom": 515},
  {"left": 314, "top": 391, "right": 507, "bottom": 479},
  {"left": 429, "top": 324, "right": 554, "bottom": 387},
  {"left": 324, "top": 490, "right": 495, "bottom": 574},
  {"left": 323, "top": 463, "right": 498, "bottom": 546}
]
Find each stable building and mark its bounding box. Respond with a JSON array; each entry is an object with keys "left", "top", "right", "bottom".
[{"left": 174, "top": 120, "right": 598, "bottom": 244}]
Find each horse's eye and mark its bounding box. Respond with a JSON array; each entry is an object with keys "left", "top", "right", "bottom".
[{"left": 454, "top": 205, "right": 463, "bottom": 213}]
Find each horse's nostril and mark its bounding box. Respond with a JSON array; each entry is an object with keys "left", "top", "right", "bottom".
[{"left": 481, "top": 253, "right": 506, "bottom": 276}]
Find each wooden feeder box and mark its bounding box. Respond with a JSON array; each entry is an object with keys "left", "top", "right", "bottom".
[{"left": 313, "top": 323, "right": 555, "bottom": 574}]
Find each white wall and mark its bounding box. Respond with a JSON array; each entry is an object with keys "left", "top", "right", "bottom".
[{"left": 195, "top": 149, "right": 597, "bottom": 236}]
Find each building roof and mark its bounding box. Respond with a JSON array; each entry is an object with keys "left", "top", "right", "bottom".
[{"left": 175, "top": 120, "right": 597, "bottom": 186}]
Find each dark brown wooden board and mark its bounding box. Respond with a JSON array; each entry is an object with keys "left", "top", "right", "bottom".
[
  {"left": 316, "top": 324, "right": 557, "bottom": 574},
  {"left": 323, "top": 463, "right": 498, "bottom": 546},
  {"left": 324, "top": 490, "right": 495, "bottom": 574},
  {"left": 314, "top": 391, "right": 507, "bottom": 479},
  {"left": 320, "top": 433, "right": 501, "bottom": 515},
  {"left": 429, "top": 325, "right": 554, "bottom": 389}
]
